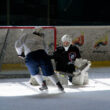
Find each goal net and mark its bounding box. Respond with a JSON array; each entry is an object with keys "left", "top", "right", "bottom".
[{"left": 0, "top": 26, "right": 56, "bottom": 78}]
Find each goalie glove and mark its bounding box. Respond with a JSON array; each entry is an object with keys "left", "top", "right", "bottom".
[
  {"left": 73, "top": 58, "right": 91, "bottom": 76},
  {"left": 74, "top": 58, "right": 91, "bottom": 70}
]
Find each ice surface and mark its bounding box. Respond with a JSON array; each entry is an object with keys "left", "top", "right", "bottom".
[{"left": 0, "top": 67, "right": 110, "bottom": 110}]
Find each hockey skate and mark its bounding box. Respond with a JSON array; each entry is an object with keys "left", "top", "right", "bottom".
[
  {"left": 56, "top": 82, "right": 64, "bottom": 91},
  {"left": 39, "top": 80, "right": 48, "bottom": 91}
]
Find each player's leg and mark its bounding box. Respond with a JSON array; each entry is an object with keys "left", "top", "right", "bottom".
[
  {"left": 40, "top": 55, "right": 64, "bottom": 91},
  {"left": 34, "top": 74, "right": 48, "bottom": 91},
  {"left": 48, "top": 74, "right": 64, "bottom": 91},
  {"left": 25, "top": 53, "right": 48, "bottom": 91}
]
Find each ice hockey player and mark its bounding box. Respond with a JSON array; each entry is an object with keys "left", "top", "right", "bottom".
[
  {"left": 15, "top": 27, "right": 64, "bottom": 91},
  {"left": 49, "top": 34, "right": 91, "bottom": 85}
]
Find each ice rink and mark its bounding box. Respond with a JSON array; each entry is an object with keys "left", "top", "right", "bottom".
[{"left": 0, "top": 67, "right": 110, "bottom": 110}]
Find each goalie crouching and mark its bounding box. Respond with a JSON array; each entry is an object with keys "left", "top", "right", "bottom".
[{"left": 49, "top": 34, "right": 91, "bottom": 85}]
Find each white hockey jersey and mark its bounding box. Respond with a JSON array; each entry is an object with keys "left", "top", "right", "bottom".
[{"left": 15, "top": 32, "right": 45, "bottom": 56}]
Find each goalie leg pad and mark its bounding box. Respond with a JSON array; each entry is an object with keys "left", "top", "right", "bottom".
[
  {"left": 72, "top": 72, "right": 89, "bottom": 85},
  {"left": 72, "top": 72, "right": 85, "bottom": 85},
  {"left": 83, "top": 72, "right": 89, "bottom": 85}
]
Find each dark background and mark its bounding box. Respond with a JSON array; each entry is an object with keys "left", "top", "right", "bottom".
[{"left": 0, "top": 0, "right": 110, "bottom": 26}]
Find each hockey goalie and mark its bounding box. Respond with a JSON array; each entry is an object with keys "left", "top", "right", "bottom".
[{"left": 49, "top": 34, "right": 91, "bottom": 85}]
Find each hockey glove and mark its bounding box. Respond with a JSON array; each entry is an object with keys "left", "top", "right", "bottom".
[
  {"left": 73, "top": 58, "right": 91, "bottom": 76},
  {"left": 18, "top": 52, "right": 25, "bottom": 59}
]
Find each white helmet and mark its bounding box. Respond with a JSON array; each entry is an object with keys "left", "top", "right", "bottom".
[{"left": 61, "top": 34, "right": 72, "bottom": 43}]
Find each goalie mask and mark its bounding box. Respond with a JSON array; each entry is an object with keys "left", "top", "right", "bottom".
[{"left": 61, "top": 34, "right": 72, "bottom": 51}]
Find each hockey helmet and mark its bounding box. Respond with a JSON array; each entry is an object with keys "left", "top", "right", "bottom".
[{"left": 61, "top": 34, "right": 72, "bottom": 43}]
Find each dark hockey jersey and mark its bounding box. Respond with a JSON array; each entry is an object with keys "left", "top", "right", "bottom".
[{"left": 50, "top": 45, "right": 81, "bottom": 73}]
